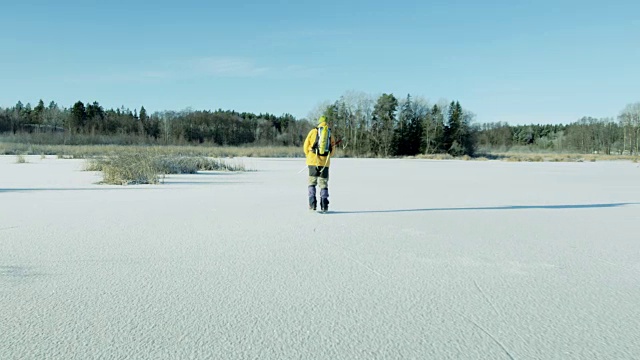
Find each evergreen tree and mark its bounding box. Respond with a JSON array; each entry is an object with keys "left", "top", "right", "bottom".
[
  {"left": 70, "top": 101, "right": 87, "bottom": 132},
  {"left": 371, "top": 93, "right": 398, "bottom": 157},
  {"left": 139, "top": 106, "right": 148, "bottom": 122},
  {"left": 444, "top": 101, "right": 475, "bottom": 156},
  {"left": 33, "top": 99, "right": 45, "bottom": 125},
  {"left": 406, "top": 95, "right": 423, "bottom": 155},
  {"left": 85, "top": 101, "right": 104, "bottom": 133},
  {"left": 0, "top": 109, "right": 10, "bottom": 133},
  {"left": 444, "top": 101, "right": 460, "bottom": 154},
  {"left": 392, "top": 94, "right": 417, "bottom": 155},
  {"left": 11, "top": 101, "right": 24, "bottom": 133}
]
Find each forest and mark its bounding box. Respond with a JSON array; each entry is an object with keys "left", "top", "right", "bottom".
[{"left": 2, "top": 93, "right": 639, "bottom": 157}]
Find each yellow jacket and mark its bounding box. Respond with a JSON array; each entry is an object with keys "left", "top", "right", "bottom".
[{"left": 303, "top": 121, "right": 336, "bottom": 167}]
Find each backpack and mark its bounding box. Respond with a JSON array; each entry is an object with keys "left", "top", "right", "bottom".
[{"left": 312, "top": 126, "right": 332, "bottom": 156}]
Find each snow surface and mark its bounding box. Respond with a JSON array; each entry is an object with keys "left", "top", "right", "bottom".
[{"left": 1, "top": 155, "right": 640, "bottom": 359}]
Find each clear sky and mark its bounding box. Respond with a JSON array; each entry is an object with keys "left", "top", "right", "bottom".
[{"left": 1, "top": 0, "right": 638, "bottom": 125}]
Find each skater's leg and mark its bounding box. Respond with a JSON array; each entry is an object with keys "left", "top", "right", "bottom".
[
  {"left": 320, "top": 187, "right": 329, "bottom": 211},
  {"left": 319, "top": 170, "right": 329, "bottom": 211},
  {"left": 308, "top": 184, "right": 317, "bottom": 210},
  {"left": 307, "top": 175, "right": 318, "bottom": 210}
]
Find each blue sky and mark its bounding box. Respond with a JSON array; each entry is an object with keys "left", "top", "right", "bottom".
[{"left": 1, "top": 0, "right": 638, "bottom": 125}]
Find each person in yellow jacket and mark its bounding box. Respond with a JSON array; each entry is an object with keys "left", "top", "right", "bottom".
[{"left": 303, "top": 116, "right": 336, "bottom": 212}]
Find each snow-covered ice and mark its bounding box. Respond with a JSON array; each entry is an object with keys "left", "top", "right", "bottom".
[{"left": 1, "top": 155, "right": 639, "bottom": 359}]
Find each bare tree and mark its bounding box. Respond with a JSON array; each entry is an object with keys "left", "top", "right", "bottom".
[{"left": 619, "top": 102, "right": 640, "bottom": 154}]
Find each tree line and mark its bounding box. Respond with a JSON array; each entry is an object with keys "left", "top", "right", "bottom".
[
  {"left": 477, "top": 102, "right": 640, "bottom": 155},
  {"left": 0, "top": 100, "right": 305, "bottom": 147},
  {"left": 1, "top": 96, "right": 639, "bottom": 156},
  {"left": 319, "top": 92, "right": 476, "bottom": 156}
]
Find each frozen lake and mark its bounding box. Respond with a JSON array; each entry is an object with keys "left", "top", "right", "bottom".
[{"left": 1, "top": 155, "right": 639, "bottom": 359}]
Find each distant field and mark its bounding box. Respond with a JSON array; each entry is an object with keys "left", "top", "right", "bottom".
[
  {"left": 0, "top": 142, "right": 303, "bottom": 158},
  {"left": 2, "top": 141, "right": 639, "bottom": 163}
]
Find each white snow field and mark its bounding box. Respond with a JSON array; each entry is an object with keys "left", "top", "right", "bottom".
[{"left": 1, "top": 155, "right": 639, "bottom": 360}]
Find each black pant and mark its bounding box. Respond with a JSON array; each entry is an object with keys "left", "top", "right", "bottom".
[{"left": 308, "top": 166, "right": 329, "bottom": 178}]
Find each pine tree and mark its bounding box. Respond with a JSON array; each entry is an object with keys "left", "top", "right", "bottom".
[
  {"left": 22, "top": 103, "right": 33, "bottom": 125},
  {"left": 445, "top": 101, "right": 467, "bottom": 156},
  {"left": 139, "top": 106, "right": 148, "bottom": 122},
  {"left": 371, "top": 93, "right": 398, "bottom": 156},
  {"left": 33, "top": 99, "right": 45, "bottom": 125},
  {"left": 393, "top": 94, "right": 415, "bottom": 155},
  {"left": 70, "top": 101, "right": 87, "bottom": 132},
  {"left": 406, "top": 95, "right": 423, "bottom": 155}
]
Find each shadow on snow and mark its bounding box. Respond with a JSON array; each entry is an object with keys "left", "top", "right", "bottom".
[
  {"left": 0, "top": 188, "right": 141, "bottom": 193},
  {"left": 328, "top": 202, "right": 637, "bottom": 214}
]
